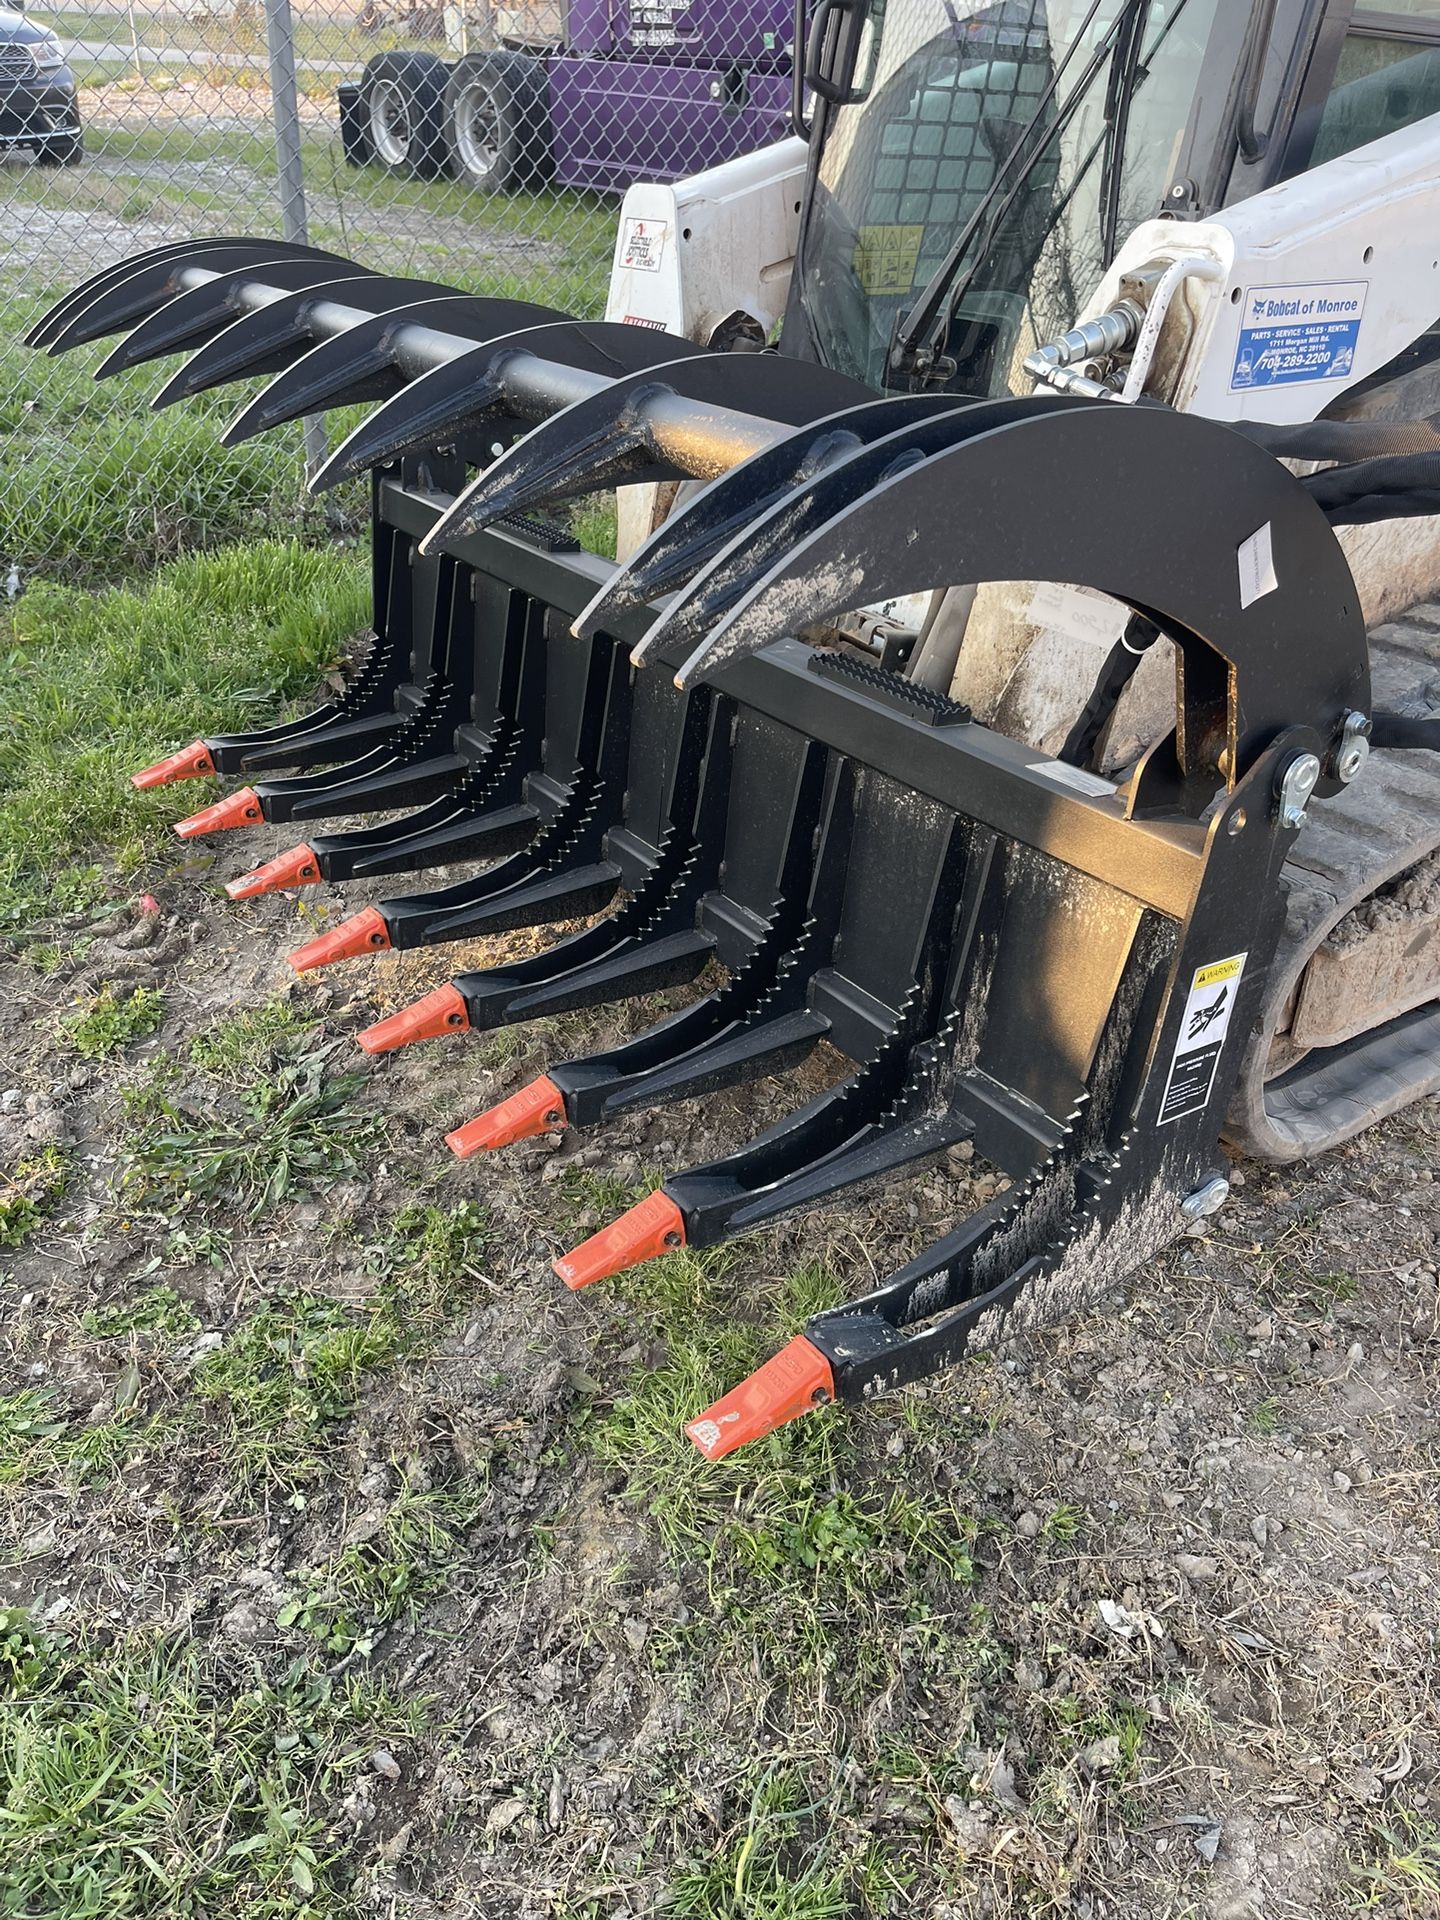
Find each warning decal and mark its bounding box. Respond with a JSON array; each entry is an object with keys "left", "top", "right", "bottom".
[
  {"left": 619, "top": 219, "right": 667, "bottom": 273},
  {"left": 1159, "top": 952, "right": 1247, "bottom": 1126},
  {"left": 1230, "top": 280, "right": 1366, "bottom": 389},
  {"left": 854, "top": 225, "right": 923, "bottom": 295}
]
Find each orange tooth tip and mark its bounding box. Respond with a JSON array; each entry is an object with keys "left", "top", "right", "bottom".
[
  {"left": 446, "top": 1075, "right": 566, "bottom": 1156},
  {"left": 358, "top": 984, "right": 471, "bottom": 1055},
  {"left": 224, "top": 843, "right": 321, "bottom": 900},
  {"left": 288, "top": 906, "right": 391, "bottom": 972},
  {"left": 553, "top": 1190, "right": 686, "bottom": 1290},
  {"left": 684, "top": 1337, "right": 835, "bottom": 1460},
  {"left": 131, "top": 739, "right": 216, "bottom": 790},
  {"left": 172, "top": 786, "right": 263, "bottom": 839}
]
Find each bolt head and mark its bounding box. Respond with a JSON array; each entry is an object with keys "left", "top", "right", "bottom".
[{"left": 1181, "top": 1175, "right": 1230, "bottom": 1220}]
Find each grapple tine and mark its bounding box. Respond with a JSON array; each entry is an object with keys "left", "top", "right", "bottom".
[
  {"left": 635, "top": 395, "right": 1068, "bottom": 668},
  {"left": 25, "top": 239, "right": 217, "bottom": 348},
  {"left": 420, "top": 348, "right": 869, "bottom": 556},
  {"left": 685, "top": 1337, "right": 835, "bottom": 1458},
  {"left": 573, "top": 395, "right": 971, "bottom": 639},
  {"left": 43, "top": 240, "right": 349, "bottom": 355},
  {"left": 309, "top": 347, "right": 510, "bottom": 490},
  {"left": 310, "top": 316, "right": 696, "bottom": 491},
  {"left": 419, "top": 418, "right": 650, "bottom": 554},
  {"left": 665, "top": 400, "right": 1164, "bottom": 688},
  {"left": 94, "top": 259, "right": 384, "bottom": 382},
  {"left": 149, "top": 273, "right": 464, "bottom": 407},
  {"left": 218, "top": 294, "right": 563, "bottom": 446}
]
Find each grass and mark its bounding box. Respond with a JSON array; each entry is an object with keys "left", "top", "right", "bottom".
[
  {"left": 0, "top": 291, "right": 335, "bottom": 581},
  {"left": 1351, "top": 1814, "right": 1440, "bottom": 1913},
  {"left": 669, "top": 1764, "right": 886, "bottom": 1920},
  {"left": 0, "top": 1608, "right": 406, "bottom": 1917},
  {"left": 183, "top": 1191, "right": 489, "bottom": 1490},
  {"left": 2, "top": 1192, "right": 490, "bottom": 1495},
  {"left": 577, "top": 1236, "right": 984, "bottom": 1699},
  {"left": 0, "top": 540, "right": 368, "bottom": 931}
]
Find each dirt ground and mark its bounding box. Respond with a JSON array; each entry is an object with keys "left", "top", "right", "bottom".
[{"left": 2, "top": 806, "right": 1439, "bottom": 1916}]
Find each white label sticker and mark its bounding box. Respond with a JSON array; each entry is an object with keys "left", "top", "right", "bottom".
[
  {"left": 1237, "top": 522, "right": 1277, "bottom": 610},
  {"left": 619, "top": 218, "right": 667, "bottom": 273},
  {"left": 1159, "top": 952, "right": 1247, "bottom": 1125},
  {"left": 1032, "top": 759, "right": 1117, "bottom": 799},
  {"left": 1026, "top": 581, "right": 1126, "bottom": 651}
]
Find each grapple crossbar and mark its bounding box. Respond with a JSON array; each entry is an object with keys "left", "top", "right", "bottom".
[{"left": 33, "top": 242, "right": 1370, "bottom": 1456}]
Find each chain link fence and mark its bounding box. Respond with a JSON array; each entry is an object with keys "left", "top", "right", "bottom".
[{"left": 1, "top": 0, "right": 794, "bottom": 581}]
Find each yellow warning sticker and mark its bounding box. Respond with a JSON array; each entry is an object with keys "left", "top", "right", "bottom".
[
  {"left": 854, "top": 225, "right": 924, "bottom": 296},
  {"left": 1159, "top": 951, "right": 1248, "bottom": 1126},
  {"left": 1192, "top": 954, "right": 1246, "bottom": 993}
]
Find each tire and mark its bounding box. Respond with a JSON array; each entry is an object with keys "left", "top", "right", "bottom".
[
  {"left": 443, "top": 50, "right": 553, "bottom": 192},
  {"left": 359, "top": 50, "right": 450, "bottom": 180},
  {"left": 37, "top": 132, "right": 83, "bottom": 167}
]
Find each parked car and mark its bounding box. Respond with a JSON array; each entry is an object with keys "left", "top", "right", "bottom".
[{"left": 0, "top": 3, "right": 81, "bottom": 165}]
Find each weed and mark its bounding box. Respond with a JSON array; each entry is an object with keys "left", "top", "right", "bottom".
[
  {"left": 162, "top": 1221, "right": 236, "bottom": 1270},
  {"left": 730, "top": 1488, "right": 974, "bottom": 1587},
  {"left": 62, "top": 983, "right": 165, "bottom": 1059},
  {"left": 123, "top": 1013, "right": 382, "bottom": 1221},
  {"left": 1041, "top": 1502, "right": 1086, "bottom": 1543},
  {"left": 279, "top": 1482, "right": 484, "bottom": 1656},
  {"left": 82, "top": 1284, "right": 201, "bottom": 1341},
  {"left": 0, "top": 1390, "right": 69, "bottom": 1483},
  {"left": 0, "top": 1147, "right": 67, "bottom": 1248},
  {"left": 363, "top": 1197, "right": 491, "bottom": 1336}
]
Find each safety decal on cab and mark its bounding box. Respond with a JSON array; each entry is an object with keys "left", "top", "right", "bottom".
[
  {"left": 619, "top": 219, "right": 667, "bottom": 273},
  {"left": 853, "top": 225, "right": 924, "bottom": 296},
  {"left": 1158, "top": 952, "right": 1247, "bottom": 1126},
  {"left": 1230, "top": 281, "right": 1366, "bottom": 389}
]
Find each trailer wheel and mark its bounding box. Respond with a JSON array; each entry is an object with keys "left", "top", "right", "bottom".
[
  {"left": 443, "top": 50, "right": 553, "bottom": 192},
  {"left": 360, "top": 51, "right": 450, "bottom": 180}
]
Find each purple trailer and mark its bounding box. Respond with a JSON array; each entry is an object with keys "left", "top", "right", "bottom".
[{"left": 339, "top": 0, "right": 794, "bottom": 195}]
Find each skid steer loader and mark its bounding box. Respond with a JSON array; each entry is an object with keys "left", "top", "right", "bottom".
[{"left": 28, "top": 0, "right": 1440, "bottom": 1458}]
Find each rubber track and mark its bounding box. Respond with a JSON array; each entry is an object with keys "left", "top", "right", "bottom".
[{"left": 1228, "top": 605, "right": 1440, "bottom": 1159}]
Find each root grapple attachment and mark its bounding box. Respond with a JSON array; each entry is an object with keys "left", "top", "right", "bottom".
[{"left": 37, "top": 242, "right": 1371, "bottom": 1456}]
